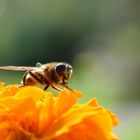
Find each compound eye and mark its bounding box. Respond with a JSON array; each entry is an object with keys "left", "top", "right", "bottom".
[
  {"left": 56, "top": 63, "right": 66, "bottom": 74},
  {"left": 66, "top": 65, "right": 72, "bottom": 71}
]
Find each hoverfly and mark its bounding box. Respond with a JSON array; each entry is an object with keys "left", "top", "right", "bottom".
[{"left": 0, "top": 62, "right": 73, "bottom": 91}]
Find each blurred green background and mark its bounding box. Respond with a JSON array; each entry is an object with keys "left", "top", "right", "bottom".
[{"left": 0, "top": 0, "right": 140, "bottom": 139}]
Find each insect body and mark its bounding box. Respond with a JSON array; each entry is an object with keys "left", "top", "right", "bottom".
[{"left": 0, "top": 62, "right": 73, "bottom": 91}]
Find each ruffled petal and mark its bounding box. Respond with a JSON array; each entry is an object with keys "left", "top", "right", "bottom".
[{"left": 0, "top": 84, "right": 120, "bottom": 140}]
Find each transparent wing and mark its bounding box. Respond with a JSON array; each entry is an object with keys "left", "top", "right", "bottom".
[
  {"left": 36, "top": 62, "right": 42, "bottom": 67},
  {"left": 0, "top": 66, "right": 35, "bottom": 71}
]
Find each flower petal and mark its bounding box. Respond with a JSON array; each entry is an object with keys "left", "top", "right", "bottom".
[
  {"left": 15, "top": 86, "right": 46, "bottom": 102},
  {"left": 54, "top": 89, "right": 83, "bottom": 117},
  {"left": 0, "top": 84, "right": 120, "bottom": 140}
]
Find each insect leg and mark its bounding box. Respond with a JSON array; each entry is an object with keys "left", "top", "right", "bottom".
[
  {"left": 63, "top": 85, "right": 73, "bottom": 91},
  {"left": 28, "top": 71, "right": 43, "bottom": 84},
  {"left": 43, "top": 84, "right": 49, "bottom": 90},
  {"left": 22, "top": 71, "right": 28, "bottom": 85},
  {"left": 51, "top": 85, "right": 62, "bottom": 91},
  {"left": 29, "top": 71, "right": 50, "bottom": 90},
  {"left": 18, "top": 72, "right": 27, "bottom": 88},
  {"left": 60, "top": 80, "right": 73, "bottom": 91}
]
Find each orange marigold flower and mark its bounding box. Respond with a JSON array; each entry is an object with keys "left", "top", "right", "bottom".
[{"left": 0, "top": 82, "right": 120, "bottom": 140}]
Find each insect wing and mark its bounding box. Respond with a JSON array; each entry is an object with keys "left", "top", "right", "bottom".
[
  {"left": 0, "top": 66, "right": 35, "bottom": 71},
  {"left": 36, "top": 62, "right": 42, "bottom": 67}
]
